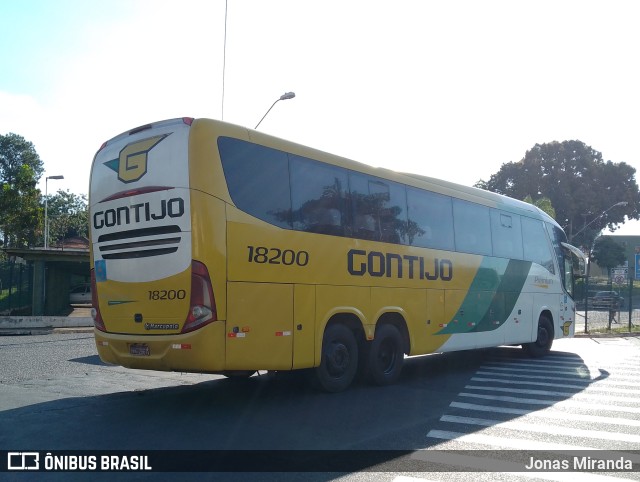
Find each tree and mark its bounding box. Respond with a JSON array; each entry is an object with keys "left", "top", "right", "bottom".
[
  {"left": 476, "top": 140, "right": 640, "bottom": 249},
  {"left": 523, "top": 195, "right": 556, "bottom": 219},
  {"left": 591, "top": 236, "right": 626, "bottom": 275},
  {"left": 0, "top": 133, "right": 44, "bottom": 247},
  {"left": 45, "top": 190, "right": 88, "bottom": 247}
]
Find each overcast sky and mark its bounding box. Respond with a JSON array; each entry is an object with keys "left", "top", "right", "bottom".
[{"left": 1, "top": 0, "right": 639, "bottom": 234}]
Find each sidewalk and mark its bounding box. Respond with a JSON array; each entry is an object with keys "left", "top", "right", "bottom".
[{"left": 0, "top": 305, "right": 93, "bottom": 335}]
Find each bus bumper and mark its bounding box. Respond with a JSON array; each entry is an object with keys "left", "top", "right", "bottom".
[{"left": 94, "top": 320, "right": 227, "bottom": 373}]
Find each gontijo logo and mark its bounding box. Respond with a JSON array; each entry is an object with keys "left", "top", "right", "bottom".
[{"left": 103, "top": 134, "right": 168, "bottom": 183}]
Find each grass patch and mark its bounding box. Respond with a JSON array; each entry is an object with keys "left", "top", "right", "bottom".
[{"left": 588, "top": 324, "right": 640, "bottom": 335}]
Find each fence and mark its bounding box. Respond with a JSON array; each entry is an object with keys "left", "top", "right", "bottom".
[
  {"left": 0, "top": 258, "right": 33, "bottom": 315},
  {"left": 575, "top": 276, "right": 639, "bottom": 333}
]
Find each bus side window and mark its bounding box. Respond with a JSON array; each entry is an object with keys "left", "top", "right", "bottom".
[
  {"left": 522, "top": 217, "right": 555, "bottom": 273},
  {"left": 349, "top": 173, "right": 408, "bottom": 244},
  {"left": 453, "top": 199, "right": 492, "bottom": 255},
  {"left": 406, "top": 187, "right": 454, "bottom": 250},
  {"left": 491, "top": 210, "right": 524, "bottom": 259},
  {"left": 218, "top": 137, "right": 292, "bottom": 229},
  {"left": 289, "top": 155, "right": 348, "bottom": 236}
]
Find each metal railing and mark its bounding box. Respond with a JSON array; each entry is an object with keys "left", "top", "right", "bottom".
[
  {"left": 0, "top": 259, "right": 33, "bottom": 315},
  {"left": 575, "top": 277, "right": 638, "bottom": 333}
]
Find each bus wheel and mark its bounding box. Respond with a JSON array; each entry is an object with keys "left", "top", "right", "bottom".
[
  {"left": 523, "top": 316, "right": 553, "bottom": 357},
  {"left": 314, "top": 324, "right": 358, "bottom": 393},
  {"left": 367, "top": 324, "right": 404, "bottom": 386}
]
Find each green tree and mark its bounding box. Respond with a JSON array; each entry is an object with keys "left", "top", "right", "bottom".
[
  {"left": 476, "top": 140, "right": 640, "bottom": 248},
  {"left": 591, "top": 236, "right": 626, "bottom": 275},
  {"left": 0, "top": 133, "right": 44, "bottom": 247},
  {"left": 45, "top": 190, "right": 88, "bottom": 247},
  {"left": 523, "top": 195, "right": 556, "bottom": 219}
]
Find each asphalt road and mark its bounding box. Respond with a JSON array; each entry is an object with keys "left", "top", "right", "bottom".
[{"left": 1, "top": 332, "right": 639, "bottom": 481}]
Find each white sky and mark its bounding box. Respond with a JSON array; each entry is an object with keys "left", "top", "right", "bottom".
[{"left": 1, "top": 0, "right": 639, "bottom": 234}]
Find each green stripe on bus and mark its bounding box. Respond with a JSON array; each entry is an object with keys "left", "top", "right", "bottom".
[{"left": 437, "top": 258, "right": 532, "bottom": 335}]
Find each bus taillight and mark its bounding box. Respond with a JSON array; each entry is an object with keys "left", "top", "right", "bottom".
[
  {"left": 182, "top": 260, "right": 217, "bottom": 333},
  {"left": 90, "top": 270, "right": 106, "bottom": 332}
]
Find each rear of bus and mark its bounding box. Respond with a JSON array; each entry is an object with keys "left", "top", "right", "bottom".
[{"left": 90, "top": 118, "right": 226, "bottom": 372}]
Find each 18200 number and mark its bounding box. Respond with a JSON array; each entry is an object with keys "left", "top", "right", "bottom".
[
  {"left": 247, "top": 246, "right": 309, "bottom": 266},
  {"left": 148, "top": 289, "right": 187, "bottom": 300}
]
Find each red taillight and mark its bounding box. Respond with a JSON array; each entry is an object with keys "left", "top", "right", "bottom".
[
  {"left": 182, "top": 117, "right": 194, "bottom": 126},
  {"left": 182, "top": 260, "right": 217, "bottom": 333},
  {"left": 90, "top": 270, "right": 106, "bottom": 332}
]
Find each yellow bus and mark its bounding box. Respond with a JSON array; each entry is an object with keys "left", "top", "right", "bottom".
[{"left": 90, "top": 118, "right": 585, "bottom": 392}]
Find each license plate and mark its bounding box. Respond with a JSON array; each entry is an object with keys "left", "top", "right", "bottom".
[{"left": 129, "top": 343, "right": 150, "bottom": 356}]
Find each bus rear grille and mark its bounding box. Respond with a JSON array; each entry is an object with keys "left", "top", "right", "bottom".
[{"left": 97, "top": 226, "right": 182, "bottom": 259}]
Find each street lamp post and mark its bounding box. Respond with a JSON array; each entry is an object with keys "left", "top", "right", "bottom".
[
  {"left": 570, "top": 201, "right": 628, "bottom": 243},
  {"left": 44, "top": 175, "right": 64, "bottom": 249},
  {"left": 254, "top": 92, "right": 295, "bottom": 129}
]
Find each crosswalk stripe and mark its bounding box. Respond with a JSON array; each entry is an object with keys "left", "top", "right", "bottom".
[
  {"left": 426, "top": 429, "right": 604, "bottom": 451},
  {"left": 458, "top": 391, "right": 640, "bottom": 413},
  {"left": 485, "top": 359, "right": 640, "bottom": 372},
  {"left": 449, "top": 401, "right": 640, "bottom": 427},
  {"left": 475, "top": 370, "right": 640, "bottom": 387},
  {"left": 422, "top": 350, "right": 640, "bottom": 479},
  {"left": 439, "top": 414, "right": 640, "bottom": 443},
  {"left": 464, "top": 384, "right": 640, "bottom": 403},
  {"left": 480, "top": 365, "right": 640, "bottom": 381},
  {"left": 479, "top": 364, "right": 597, "bottom": 376},
  {"left": 470, "top": 376, "right": 640, "bottom": 394}
]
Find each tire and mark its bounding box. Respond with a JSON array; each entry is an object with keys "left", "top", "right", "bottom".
[
  {"left": 367, "top": 324, "right": 404, "bottom": 386},
  {"left": 314, "top": 324, "right": 358, "bottom": 393},
  {"left": 523, "top": 316, "right": 553, "bottom": 357}
]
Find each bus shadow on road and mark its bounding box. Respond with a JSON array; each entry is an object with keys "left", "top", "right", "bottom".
[
  {"left": 69, "top": 354, "right": 106, "bottom": 366},
  {"left": 0, "top": 344, "right": 605, "bottom": 475}
]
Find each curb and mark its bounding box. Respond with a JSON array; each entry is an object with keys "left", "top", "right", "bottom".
[
  {"left": 574, "top": 331, "right": 640, "bottom": 338},
  {"left": 0, "top": 316, "right": 93, "bottom": 336}
]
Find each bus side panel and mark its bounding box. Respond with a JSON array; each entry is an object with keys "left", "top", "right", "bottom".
[
  {"left": 293, "top": 284, "right": 315, "bottom": 369},
  {"left": 503, "top": 291, "right": 533, "bottom": 344},
  {"left": 315, "top": 285, "right": 371, "bottom": 366},
  {"left": 190, "top": 191, "right": 228, "bottom": 321},
  {"left": 422, "top": 289, "right": 447, "bottom": 354},
  {"left": 226, "top": 282, "right": 293, "bottom": 370},
  {"left": 533, "top": 292, "right": 559, "bottom": 340},
  {"left": 370, "top": 287, "right": 427, "bottom": 355}
]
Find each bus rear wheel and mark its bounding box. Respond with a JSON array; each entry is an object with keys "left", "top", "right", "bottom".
[
  {"left": 314, "top": 324, "right": 358, "bottom": 392},
  {"left": 523, "top": 316, "right": 553, "bottom": 357},
  {"left": 367, "top": 324, "right": 404, "bottom": 386}
]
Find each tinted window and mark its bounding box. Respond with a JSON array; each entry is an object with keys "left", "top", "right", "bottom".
[
  {"left": 522, "top": 217, "right": 554, "bottom": 272},
  {"left": 453, "top": 199, "right": 492, "bottom": 255},
  {"left": 406, "top": 187, "right": 454, "bottom": 250},
  {"left": 349, "top": 172, "right": 408, "bottom": 244},
  {"left": 491, "top": 210, "right": 524, "bottom": 259},
  {"left": 546, "top": 222, "right": 566, "bottom": 275},
  {"left": 290, "top": 155, "right": 348, "bottom": 236},
  {"left": 218, "top": 137, "right": 292, "bottom": 229}
]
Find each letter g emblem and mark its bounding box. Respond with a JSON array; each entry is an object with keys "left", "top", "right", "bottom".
[{"left": 114, "top": 134, "right": 167, "bottom": 183}]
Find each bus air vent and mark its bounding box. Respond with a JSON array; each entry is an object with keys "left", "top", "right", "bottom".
[{"left": 97, "top": 225, "right": 182, "bottom": 259}]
